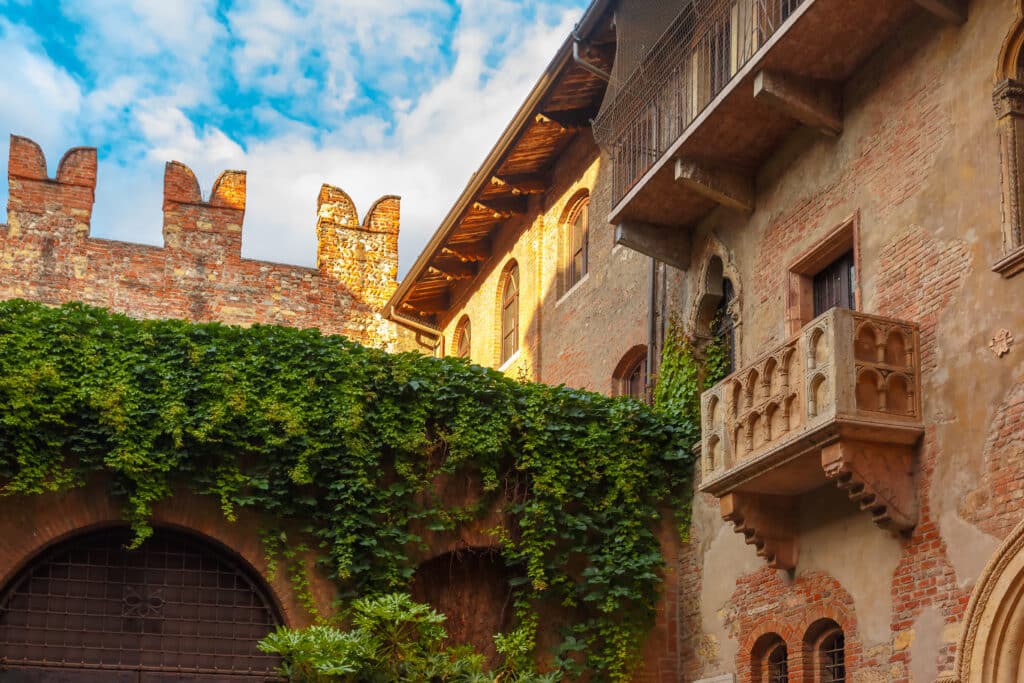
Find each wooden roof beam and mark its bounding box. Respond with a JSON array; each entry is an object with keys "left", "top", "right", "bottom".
[
  {"left": 533, "top": 112, "right": 583, "bottom": 134},
  {"left": 441, "top": 243, "right": 490, "bottom": 263},
  {"left": 403, "top": 291, "right": 451, "bottom": 316},
  {"left": 471, "top": 196, "right": 529, "bottom": 220},
  {"left": 753, "top": 70, "right": 843, "bottom": 137},
  {"left": 428, "top": 262, "right": 477, "bottom": 281},
  {"left": 490, "top": 174, "right": 549, "bottom": 196},
  {"left": 675, "top": 160, "right": 754, "bottom": 214}
]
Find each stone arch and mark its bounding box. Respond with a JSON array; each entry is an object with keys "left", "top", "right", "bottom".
[
  {"left": 0, "top": 482, "right": 332, "bottom": 628},
  {"left": 612, "top": 343, "right": 648, "bottom": 398},
  {"left": 687, "top": 235, "right": 742, "bottom": 364},
  {"left": 952, "top": 516, "right": 1024, "bottom": 683}
]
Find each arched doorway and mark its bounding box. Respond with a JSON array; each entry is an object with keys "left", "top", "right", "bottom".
[{"left": 0, "top": 526, "right": 282, "bottom": 681}]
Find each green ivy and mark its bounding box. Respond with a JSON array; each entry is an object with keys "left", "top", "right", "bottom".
[
  {"left": 0, "top": 300, "right": 708, "bottom": 681},
  {"left": 652, "top": 317, "right": 728, "bottom": 538}
]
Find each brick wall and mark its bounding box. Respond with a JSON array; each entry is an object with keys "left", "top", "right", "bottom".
[{"left": 2, "top": 135, "right": 400, "bottom": 348}]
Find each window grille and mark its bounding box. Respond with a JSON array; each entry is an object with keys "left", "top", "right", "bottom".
[
  {"left": 768, "top": 643, "right": 789, "bottom": 683},
  {"left": 820, "top": 632, "right": 846, "bottom": 683}
]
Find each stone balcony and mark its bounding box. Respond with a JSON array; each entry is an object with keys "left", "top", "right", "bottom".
[{"left": 699, "top": 308, "right": 923, "bottom": 569}]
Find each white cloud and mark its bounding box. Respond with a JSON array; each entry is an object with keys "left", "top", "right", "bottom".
[{"left": 1, "top": 1, "right": 588, "bottom": 277}]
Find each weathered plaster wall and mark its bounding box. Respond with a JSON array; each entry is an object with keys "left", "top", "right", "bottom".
[{"left": 672, "top": 0, "right": 1024, "bottom": 680}]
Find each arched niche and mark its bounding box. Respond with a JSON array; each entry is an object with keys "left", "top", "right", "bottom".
[
  {"left": 687, "top": 236, "right": 743, "bottom": 370},
  {"left": 410, "top": 546, "right": 512, "bottom": 666},
  {"left": 951, "top": 517, "right": 1024, "bottom": 683}
]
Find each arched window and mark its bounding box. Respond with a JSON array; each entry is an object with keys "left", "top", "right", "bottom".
[
  {"left": 613, "top": 345, "right": 648, "bottom": 401},
  {"left": 563, "top": 195, "right": 589, "bottom": 293},
  {"left": 804, "top": 619, "right": 846, "bottom": 683},
  {"left": 0, "top": 527, "right": 282, "bottom": 678},
  {"left": 499, "top": 262, "right": 519, "bottom": 364},
  {"left": 714, "top": 276, "right": 736, "bottom": 375},
  {"left": 751, "top": 632, "right": 789, "bottom": 683},
  {"left": 767, "top": 643, "right": 789, "bottom": 683},
  {"left": 454, "top": 316, "right": 471, "bottom": 359},
  {"left": 819, "top": 631, "right": 845, "bottom": 682}
]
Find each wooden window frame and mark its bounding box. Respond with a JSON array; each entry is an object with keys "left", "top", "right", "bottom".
[
  {"left": 786, "top": 212, "right": 860, "bottom": 336},
  {"left": 564, "top": 196, "right": 590, "bottom": 294},
  {"left": 612, "top": 345, "right": 649, "bottom": 401},
  {"left": 499, "top": 263, "right": 520, "bottom": 365},
  {"left": 454, "top": 316, "right": 471, "bottom": 359}
]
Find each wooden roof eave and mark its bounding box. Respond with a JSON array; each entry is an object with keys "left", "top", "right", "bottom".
[{"left": 387, "top": 2, "right": 614, "bottom": 330}]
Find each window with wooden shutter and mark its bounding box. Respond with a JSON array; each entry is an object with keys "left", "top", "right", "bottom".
[
  {"left": 500, "top": 264, "right": 519, "bottom": 364},
  {"left": 812, "top": 250, "right": 855, "bottom": 317}
]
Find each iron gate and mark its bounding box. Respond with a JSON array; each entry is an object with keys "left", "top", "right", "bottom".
[{"left": 0, "top": 527, "right": 282, "bottom": 681}]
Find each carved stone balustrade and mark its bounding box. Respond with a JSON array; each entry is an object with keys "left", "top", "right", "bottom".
[{"left": 699, "top": 308, "right": 923, "bottom": 569}]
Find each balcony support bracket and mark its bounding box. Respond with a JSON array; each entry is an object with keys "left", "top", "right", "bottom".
[
  {"left": 614, "top": 221, "right": 691, "bottom": 270},
  {"left": 822, "top": 440, "right": 918, "bottom": 532},
  {"left": 914, "top": 0, "right": 967, "bottom": 24},
  {"left": 675, "top": 160, "right": 754, "bottom": 214},
  {"left": 720, "top": 492, "right": 799, "bottom": 571},
  {"left": 753, "top": 70, "right": 843, "bottom": 137}
]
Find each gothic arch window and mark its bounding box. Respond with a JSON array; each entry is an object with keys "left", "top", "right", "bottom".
[
  {"left": 693, "top": 253, "right": 738, "bottom": 373},
  {"left": 499, "top": 261, "right": 520, "bottom": 365},
  {"left": 561, "top": 192, "right": 590, "bottom": 295},
  {"left": 613, "top": 345, "right": 648, "bottom": 401},
  {"left": 454, "top": 315, "right": 471, "bottom": 359},
  {"left": 0, "top": 526, "right": 282, "bottom": 679},
  {"left": 994, "top": 10, "right": 1024, "bottom": 277}
]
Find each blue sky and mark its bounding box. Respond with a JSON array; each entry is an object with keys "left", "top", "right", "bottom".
[{"left": 0, "top": 0, "right": 590, "bottom": 275}]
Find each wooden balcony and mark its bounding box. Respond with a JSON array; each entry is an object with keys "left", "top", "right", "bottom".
[
  {"left": 699, "top": 308, "right": 923, "bottom": 569},
  {"left": 594, "top": 0, "right": 965, "bottom": 242}
]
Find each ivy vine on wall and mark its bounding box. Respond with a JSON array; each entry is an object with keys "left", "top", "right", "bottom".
[{"left": 0, "top": 300, "right": 713, "bottom": 681}]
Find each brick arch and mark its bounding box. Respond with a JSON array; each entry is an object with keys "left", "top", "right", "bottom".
[
  {"left": 730, "top": 569, "right": 861, "bottom": 682},
  {"left": 0, "top": 481, "right": 333, "bottom": 628}
]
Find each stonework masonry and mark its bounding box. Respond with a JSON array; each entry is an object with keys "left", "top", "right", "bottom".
[{"left": 1, "top": 135, "right": 400, "bottom": 348}]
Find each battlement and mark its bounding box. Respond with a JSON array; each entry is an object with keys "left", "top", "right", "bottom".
[{"left": 1, "top": 135, "right": 401, "bottom": 347}]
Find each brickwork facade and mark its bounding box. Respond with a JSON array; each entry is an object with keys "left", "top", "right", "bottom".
[
  {"left": 395, "top": 0, "right": 1024, "bottom": 681},
  {"left": 1, "top": 135, "right": 400, "bottom": 348}
]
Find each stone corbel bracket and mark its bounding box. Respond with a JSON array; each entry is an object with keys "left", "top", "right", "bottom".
[
  {"left": 720, "top": 493, "right": 799, "bottom": 570},
  {"left": 821, "top": 440, "right": 917, "bottom": 532}
]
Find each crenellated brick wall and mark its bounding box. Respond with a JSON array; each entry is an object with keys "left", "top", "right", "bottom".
[{"left": 1, "top": 135, "right": 400, "bottom": 348}]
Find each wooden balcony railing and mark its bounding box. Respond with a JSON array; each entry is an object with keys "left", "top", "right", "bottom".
[{"left": 698, "top": 308, "right": 924, "bottom": 568}]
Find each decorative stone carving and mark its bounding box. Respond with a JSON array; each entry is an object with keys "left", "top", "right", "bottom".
[
  {"left": 821, "top": 440, "right": 917, "bottom": 531},
  {"left": 700, "top": 308, "right": 923, "bottom": 566},
  {"left": 988, "top": 328, "right": 1013, "bottom": 357}
]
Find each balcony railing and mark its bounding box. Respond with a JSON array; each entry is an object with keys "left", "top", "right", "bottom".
[
  {"left": 593, "top": 0, "right": 806, "bottom": 204},
  {"left": 698, "top": 308, "right": 923, "bottom": 568},
  {"left": 700, "top": 308, "right": 922, "bottom": 494}
]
